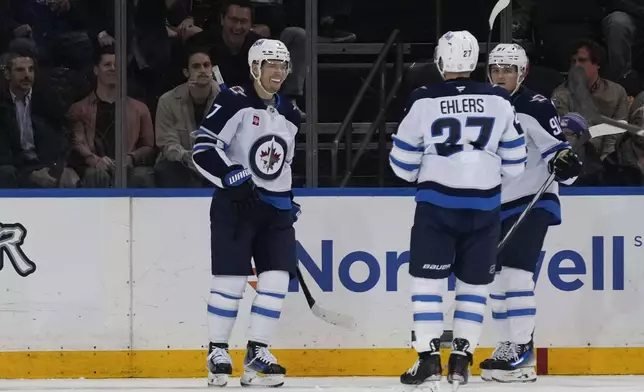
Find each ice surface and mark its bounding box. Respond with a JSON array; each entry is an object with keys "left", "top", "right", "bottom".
[{"left": 1, "top": 376, "right": 644, "bottom": 392}]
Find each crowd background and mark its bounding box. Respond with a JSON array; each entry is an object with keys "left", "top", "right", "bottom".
[{"left": 0, "top": 0, "right": 642, "bottom": 189}]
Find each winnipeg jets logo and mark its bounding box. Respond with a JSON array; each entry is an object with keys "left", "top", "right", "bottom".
[
  {"left": 249, "top": 134, "right": 288, "bottom": 181},
  {"left": 0, "top": 223, "right": 36, "bottom": 277},
  {"left": 260, "top": 141, "right": 282, "bottom": 171}
]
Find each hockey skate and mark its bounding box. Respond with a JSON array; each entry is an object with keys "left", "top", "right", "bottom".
[
  {"left": 447, "top": 338, "right": 473, "bottom": 392},
  {"left": 400, "top": 338, "right": 442, "bottom": 387},
  {"left": 240, "top": 341, "right": 286, "bottom": 388},
  {"left": 479, "top": 341, "right": 512, "bottom": 381},
  {"left": 489, "top": 341, "right": 537, "bottom": 383},
  {"left": 207, "top": 343, "right": 233, "bottom": 387}
]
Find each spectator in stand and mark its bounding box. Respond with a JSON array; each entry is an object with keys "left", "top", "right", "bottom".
[
  {"left": 512, "top": 0, "right": 604, "bottom": 72},
  {"left": 66, "top": 46, "right": 155, "bottom": 188},
  {"left": 612, "top": 90, "right": 644, "bottom": 185},
  {"left": 551, "top": 39, "right": 629, "bottom": 159},
  {"left": 186, "top": 0, "right": 306, "bottom": 118},
  {"left": 602, "top": 0, "right": 644, "bottom": 93},
  {"left": 86, "top": 0, "right": 194, "bottom": 110},
  {"left": 154, "top": 47, "right": 219, "bottom": 188},
  {"left": 2, "top": 0, "right": 93, "bottom": 72},
  {"left": 560, "top": 113, "right": 607, "bottom": 186},
  {"left": 601, "top": 131, "right": 644, "bottom": 185},
  {"left": 0, "top": 49, "right": 79, "bottom": 188}
]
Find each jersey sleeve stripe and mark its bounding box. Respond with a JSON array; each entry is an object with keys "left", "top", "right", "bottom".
[
  {"left": 194, "top": 142, "right": 218, "bottom": 150},
  {"left": 540, "top": 141, "right": 570, "bottom": 159},
  {"left": 393, "top": 135, "right": 424, "bottom": 152},
  {"left": 499, "top": 136, "right": 525, "bottom": 149},
  {"left": 192, "top": 137, "right": 234, "bottom": 188},
  {"left": 497, "top": 146, "right": 528, "bottom": 162},
  {"left": 502, "top": 157, "right": 528, "bottom": 165},
  {"left": 391, "top": 145, "right": 423, "bottom": 168},
  {"left": 198, "top": 127, "right": 229, "bottom": 146},
  {"left": 389, "top": 157, "right": 419, "bottom": 182},
  {"left": 194, "top": 164, "right": 224, "bottom": 188},
  {"left": 198, "top": 126, "right": 219, "bottom": 139},
  {"left": 390, "top": 155, "right": 421, "bottom": 171}
]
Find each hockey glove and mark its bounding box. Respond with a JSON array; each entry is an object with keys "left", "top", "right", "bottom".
[
  {"left": 291, "top": 201, "right": 302, "bottom": 223},
  {"left": 223, "top": 165, "right": 258, "bottom": 214},
  {"left": 548, "top": 149, "right": 582, "bottom": 181}
]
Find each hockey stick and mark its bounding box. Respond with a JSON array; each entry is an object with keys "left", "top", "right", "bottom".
[
  {"left": 296, "top": 268, "right": 357, "bottom": 329},
  {"left": 497, "top": 65, "right": 643, "bottom": 251},
  {"left": 485, "top": 0, "right": 511, "bottom": 74},
  {"left": 212, "top": 67, "right": 356, "bottom": 329}
]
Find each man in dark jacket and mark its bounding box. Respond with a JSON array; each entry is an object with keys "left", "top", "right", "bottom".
[
  {"left": 603, "top": 0, "right": 644, "bottom": 86},
  {"left": 602, "top": 131, "right": 644, "bottom": 186},
  {"left": 0, "top": 49, "right": 78, "bottom": 188}
]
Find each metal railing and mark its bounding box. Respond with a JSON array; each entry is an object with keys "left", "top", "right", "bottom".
[{"left": 330, "top": 29, "right": 405, "bottom": 187}]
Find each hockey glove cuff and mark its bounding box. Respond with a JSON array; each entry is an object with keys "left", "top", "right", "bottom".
[
  {"left": 548, "top": 149, "right": 582, "bottom": 181},
  {"left": 223, "top": 165, "right": 257, "bottom": 213}
]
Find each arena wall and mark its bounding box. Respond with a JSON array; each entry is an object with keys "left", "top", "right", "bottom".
[{"left": 0, "top": 188, "right": 643, "bottom": 378}]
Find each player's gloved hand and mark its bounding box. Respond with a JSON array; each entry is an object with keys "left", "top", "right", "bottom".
[
  {"left": 223, "top": 165, "right": 257, "bottom": 214},
  {"left": 291, "top": 201, "right": 301, "bottom": 222},
  {"left": 548, "top": 149, "right": 582, "bottom": 181}
]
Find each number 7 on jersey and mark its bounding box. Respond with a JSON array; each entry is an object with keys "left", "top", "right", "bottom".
[{"left": 206, "top": 104, "right": 223, "bottom": 119}]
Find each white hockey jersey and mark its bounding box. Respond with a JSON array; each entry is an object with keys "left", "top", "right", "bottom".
[
  {"left": 501, "top": 86, "right": 576, "bottom": 225},
  {"left": 390, "top": 78, "right": 527, "bottom": 211},
  {"left": 192, "top": 84, "right": 301, "bottom": 210}
]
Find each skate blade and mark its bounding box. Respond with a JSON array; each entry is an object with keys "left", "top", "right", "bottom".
[
  {"left": 240, "top": 371, "right": 285, "bottom": 388},
  {"left": 207, "top": 373, "right": 228, "bottom": 387},
  {"left": 400, "top": 380, "right": 441, "bottom": 392},
  {"left": 447, "top": 372, "right": 467, "bottom": 388},
  {"left": 490, "top": 368, "right": 537, "bottom": 383},
  {"left": 480, "top": 369, "right": 494, "bottom": 382}
]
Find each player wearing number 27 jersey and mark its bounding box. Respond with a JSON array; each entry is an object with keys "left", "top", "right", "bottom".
[{"left": 391, "top": 31, "right": 527, "bottom": 390}]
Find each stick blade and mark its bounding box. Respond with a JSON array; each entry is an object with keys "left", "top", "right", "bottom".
[
  {"left": 489, "top": 0, "right": 511, "bottom": 29},
  {"left": 588, "top": 123, "right": 627, "bottom": 139},
  {"left": 311, "top": 303, "right": 358, "bottom": 330}
]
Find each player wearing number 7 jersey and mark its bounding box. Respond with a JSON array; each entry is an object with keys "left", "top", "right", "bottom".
[
  {"left": 390, "top": 30, "right": 527, "bottom": 390},
  {"left": 192, "top": 39, "right": 302, "bottom": 389}
]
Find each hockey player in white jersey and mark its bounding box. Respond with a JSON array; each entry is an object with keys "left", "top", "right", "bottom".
[
  {"left": 192, "top": 39, "right": 302, "bottom": 388},
  {"left": 479, "top": 43, "right": 582, "bottom": 383},
  {"left": 390, "top": 30, "right": 527, "bottom": 389}
]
